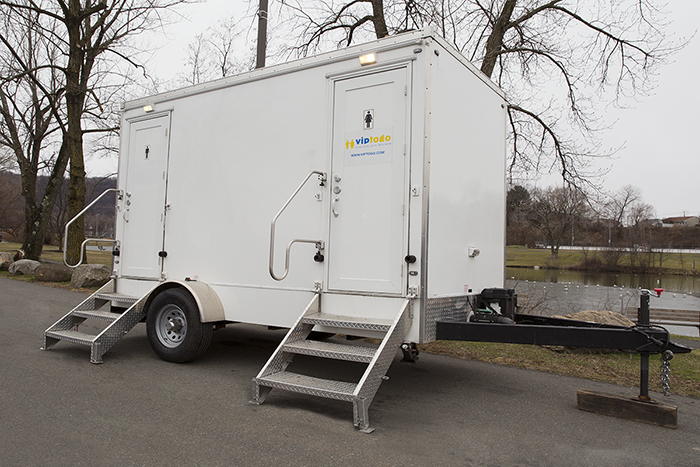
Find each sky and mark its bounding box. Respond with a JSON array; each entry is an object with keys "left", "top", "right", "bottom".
[
  {"left": 594, "top": 2, "right": 700, "bottom": 218},
  {"left": 91, "top": 0, "right": 700, "bottom": 219}
]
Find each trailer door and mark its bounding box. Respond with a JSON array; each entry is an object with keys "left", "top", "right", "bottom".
[
  {"left": 120, "top": 114, "right": 170, "bottom": 279},
  {"left": 328, "top": 67, "right": 410, "bottom": 295}
]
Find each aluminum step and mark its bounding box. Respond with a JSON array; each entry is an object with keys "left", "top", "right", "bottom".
[
  {"left": 302, "top": 312, "right": 393, "bottom": 332},
  {"left": 94, "top": 292, "right": 139, "bottom": 304},
  {"left": 42, "top": 279, "right": 152, "bottom": 363},
  {"left": 257, "top": 371, "right": 357, "bottom": 401},
  {"left": 252, "top": 295, "right": 411, "bottom": 432},
  {"left": 45, "top": 329, "right": 96, "bottom": 345},
  {"left": 282, "top": 339, "right": 377, "bottom": 363},
  {"left": 72, "top": 309, "right": 122, "bottom": 322}
]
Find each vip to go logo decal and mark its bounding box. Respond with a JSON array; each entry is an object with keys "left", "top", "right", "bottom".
[
  {"left": 344, "top": 128, "right": 393, "bottom": 166},
  {"left": 345, "top": 134, "right": 391, "bottom": 149}
]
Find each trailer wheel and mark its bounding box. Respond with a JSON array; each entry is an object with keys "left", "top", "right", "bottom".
[{"left": 147, "top": 288, "right": 212, "bottom": 363}]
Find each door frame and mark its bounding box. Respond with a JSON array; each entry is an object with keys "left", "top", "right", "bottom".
[
  {"left": 325, "top": 63, "right": 414, "bottom": 296},
  {"left": 118, "top": 110, "right": 172, "bottom": 281}
]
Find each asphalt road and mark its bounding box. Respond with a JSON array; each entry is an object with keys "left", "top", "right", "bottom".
[{"left": 1, "top": 277, "right": 699, "bottom": 466}]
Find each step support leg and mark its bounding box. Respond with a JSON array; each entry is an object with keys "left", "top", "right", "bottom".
[
  {"left": 251, "top": 380, "right": 272, "bottom": 405},
  {"left": 42, "top": 335, "right": 60, "bottom": 351},
  {"left": 354, "top": 397, "right": 374, "bottom": 433}
]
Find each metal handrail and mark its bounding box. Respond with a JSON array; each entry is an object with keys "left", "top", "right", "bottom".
[
  {"left": 269, "top": 171, "right": 326, "bottom": 281},
  {"left": 63, "top": 188, "right": 121, "bottom": 268}
]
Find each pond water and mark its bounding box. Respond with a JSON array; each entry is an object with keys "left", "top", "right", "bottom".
[
  {"left": 506, "top": 267, "right": 700, "bottom": 294},
  {"left": 505, "top": 268, "right": 700, "bottom": 337}
]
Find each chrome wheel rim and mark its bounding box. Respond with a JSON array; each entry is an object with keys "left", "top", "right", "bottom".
[{"left": 155, "top": 304, "right": 188, "bottom": 348}]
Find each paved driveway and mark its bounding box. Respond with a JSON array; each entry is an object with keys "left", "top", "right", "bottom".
[{"left": 1, "top": 277, "right": 698, "bottom": 466}]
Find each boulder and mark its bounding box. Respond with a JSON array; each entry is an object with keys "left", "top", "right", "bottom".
[
  {"left": 0, "top": 252, "right": 12, "bottom": 271},
  {"left": 13, "top": 249, "right": 25, "bottom": 261},
  {"left": 9, "top": 259, "right": 41, "bottom": 275},
  {"left": 34, "top": 263, "right": 73, "bottom": 282},
  {"left": 71, "top": 264, "right": 111, "bottom": 288}
]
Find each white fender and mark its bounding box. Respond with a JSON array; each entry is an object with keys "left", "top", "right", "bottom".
[{"left": 148, "top": 281, "right": 225, "bottom": 323}]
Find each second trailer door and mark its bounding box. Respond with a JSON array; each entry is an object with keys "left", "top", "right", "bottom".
[{"left": 328, "top": 67, "right": 410, "bottom": 295}]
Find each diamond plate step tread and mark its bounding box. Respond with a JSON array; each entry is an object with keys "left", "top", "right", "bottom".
[
  {"left": 257, "top": 371, "right": 357, "bottom": 401},
  {"left": 45, "top": 329, "right": 97, "bottom": 345},
  {"left": 94, "top": 292, "right": 139, "bottom": 304},
  {"left": 72, "top": 309, "right": 122, "bottom": 322},
  {"left": 282, "top": 339, "right": 377, "bottom": 363},
  {"left": 302, "top": 312, "right": 393, "bottom": 332}
]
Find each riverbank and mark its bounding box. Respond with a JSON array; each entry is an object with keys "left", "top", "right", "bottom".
[{"left": 507, "top": 245, "right": 700, "bottom": 276}]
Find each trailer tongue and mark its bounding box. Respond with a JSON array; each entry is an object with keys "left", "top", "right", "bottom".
[{"left": 437, "top": 289, "right": 691, "bottom": 357}]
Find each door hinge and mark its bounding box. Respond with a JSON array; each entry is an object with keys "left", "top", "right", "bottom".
[{"left": 404, "top": 85, "right": 407, "bottom": 96}]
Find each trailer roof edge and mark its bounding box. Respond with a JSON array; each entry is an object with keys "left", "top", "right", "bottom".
[{"left": 123, "top": 27, "right": 504, "bottom": 112}]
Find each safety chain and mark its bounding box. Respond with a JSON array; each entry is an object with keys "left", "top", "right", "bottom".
[{"left": 660, "top": 350, "right": 674, "bottom": 397}]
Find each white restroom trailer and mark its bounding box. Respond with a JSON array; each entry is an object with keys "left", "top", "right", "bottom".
[{"left": 44, "top": 28, "right": 507, "bottom": 432}]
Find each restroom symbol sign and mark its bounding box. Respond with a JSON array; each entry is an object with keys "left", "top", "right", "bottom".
[{"left": 363, "top": 109, "right": 374, "bottom": 129}]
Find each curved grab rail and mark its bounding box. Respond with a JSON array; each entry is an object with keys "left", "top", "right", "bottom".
[
  {"left": 269, "top": 171, "right": 326, "bottom": 281},
  {"left": 63, "top": 188, "right": 121, "bottom": 268}
]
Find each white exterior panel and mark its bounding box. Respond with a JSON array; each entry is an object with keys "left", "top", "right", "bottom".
[
  {"left": 114, "top": 28, "right": 506, "bottom": 339},
  {"left": 423, "top": 38, "right": 507, "bottom": 298}
]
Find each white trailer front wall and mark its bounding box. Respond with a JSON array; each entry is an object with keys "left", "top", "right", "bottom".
[{"left": 423, "top": 40, "right": 507, "bottom": 297}]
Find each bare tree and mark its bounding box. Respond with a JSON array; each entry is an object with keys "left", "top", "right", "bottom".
[
  {"left": 180, "top": 17, "right": 248, "bottom": 86},
  {"left": 0, "top": 7, "right": 68, "bottom": 259},
  {"left": 603, "top": 185, "right": 642, "bottom": 227},
  {"left": 183, "top": 34, "right": 212, "bottom": 86},
  {"left": 529, "top": 185, "right": 587, "bottom": 258},
  {"left": 275, "top": 0, "right": 678, "bottom": 187},
  {"left": 0, "top": 0, "right": 186, "bottom": 264},
  {"left": 209, "top": 17, "right": 248, "bottom": 78}
]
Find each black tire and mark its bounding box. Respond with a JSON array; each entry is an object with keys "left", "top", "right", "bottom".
[{"left": 146, "top": 288, "right": 212, "bottom": 363}]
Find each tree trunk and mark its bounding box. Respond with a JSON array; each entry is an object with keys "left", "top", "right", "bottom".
[
  {"left": 480, "top": 0, "right": 517, "bottom": 78},
  {"left": 19, "top": 144, "right": 70, "bottom": 260},
  {"left": 65, "top": 114, "right": 86, "bottom": 265},
  {"left": 550, "top": 244, "right": 559, "bottom": 259},
  {"left": 371, "top": 0, "right": 389, "bottom": 38},
  {"left": 63, "top": 5, "right": 88, "bottom": 266}
]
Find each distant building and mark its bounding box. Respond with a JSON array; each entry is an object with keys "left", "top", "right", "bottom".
[
  {"left": 641, "top": 218, "right": 664, "bottom": 227},
  {"left": 661, "top": 216, "right": 700, "bottom": 227}
]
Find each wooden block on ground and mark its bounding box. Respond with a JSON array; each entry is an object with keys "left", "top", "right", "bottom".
[{"left": 577, "top": 388, "right": 677, "bottom": 429}]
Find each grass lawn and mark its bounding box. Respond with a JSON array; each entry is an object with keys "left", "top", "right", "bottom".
[
  {"left": 421, "top": 338, "right": 700, "bottom": 398},
  {"left": 506, "top": 245, "right": 582, "bottom": 268},
  {"left": 0, "top": 241, "right": 112, "bottom": 267},
  {"left": 506, "top": 245, "right": 700, "bottom": 273}
]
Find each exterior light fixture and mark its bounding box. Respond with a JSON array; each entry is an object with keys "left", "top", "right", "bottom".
[
  {"left": 143, "top": 105, "right": 154, "bottom": 112},
  {"left": 359, "top": 53, "right": 377, "bottom": 66}
]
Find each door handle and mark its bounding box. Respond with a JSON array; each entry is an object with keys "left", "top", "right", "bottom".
[{"left": 332, "top": 197, "right": 340, "bottom": 217}]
